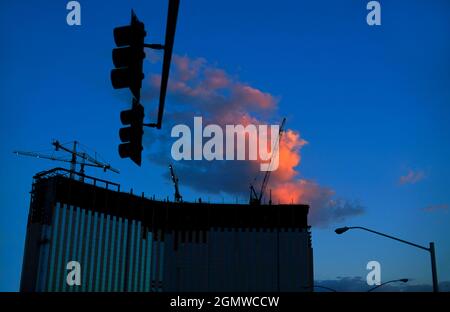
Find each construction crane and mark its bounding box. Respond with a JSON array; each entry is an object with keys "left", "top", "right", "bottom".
[
  {"left": 169, "top": 164, "right": 182, "bottom": 203},
  {"left": 249, "top": 117, "right": 286, "bottom": 205},
  {"left": 14, "top": 140, "right": 119, "bottom": 181},
  {"left": 52, "top": 141, "right": 119, "bottom": 173}
]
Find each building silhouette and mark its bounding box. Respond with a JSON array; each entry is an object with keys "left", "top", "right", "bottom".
[{"left": 21, "top": 168, "right": 313, "bottom": 292}]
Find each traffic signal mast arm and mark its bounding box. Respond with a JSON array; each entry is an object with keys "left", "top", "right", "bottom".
[
  {"left": 141, "top": 0, "right": 180, "bottom": 129},
  {"left": 151, "top": 0, "right": 180, "bottom": 130}
]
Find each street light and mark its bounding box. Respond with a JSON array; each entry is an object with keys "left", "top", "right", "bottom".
[
  {"left": 335, "top": 226, "right": 350, "bottom": 234},
  {"left": 367, "top": 278, "right": 408, "bottom": 292},
  {"left": 335, "top": 226, "right": 439, "bottom": 292}
]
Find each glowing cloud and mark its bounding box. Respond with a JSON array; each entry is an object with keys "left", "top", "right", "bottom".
[{"left": 143, "top": 54, "right": 364, "bottom": 227}]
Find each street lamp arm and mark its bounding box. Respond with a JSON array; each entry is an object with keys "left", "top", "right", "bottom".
[
  {"left": 335, "top": 225, "right": 439, "bottom": 292},
  {"left": 314, "top": 285, "right": 337, "bottom": 292},
  {"left": 367, "top": 279, "right": 408, "bottom": 292},
  {"left": 302, "top": 285, "right": 337, "bottom": 292},
  {"left": 348, "top": 227, "right": 429, "bottom": 251}
]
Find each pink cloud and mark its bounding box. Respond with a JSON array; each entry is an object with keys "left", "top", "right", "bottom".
[
  {"left": 148, "top": 54, "right": 278, "bottom": 117},
  {"left": 399, "top": 169, "right": 426, "bottom": 185},
  {"left": 203, "top": 68, "right": 230, "bottom": 89}
]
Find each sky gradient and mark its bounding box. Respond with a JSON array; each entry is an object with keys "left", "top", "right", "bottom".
[{"left": 1, "top": 0, "right": 449, "bottom": 291}]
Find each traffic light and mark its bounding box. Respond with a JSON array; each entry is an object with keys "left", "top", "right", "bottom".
[
  {"left": 111, "top": 4, "right": 180, "bottom": 166},
  {"left": 111, "top": 11, "right": 146, "bottom": 101},
  {"left": 118, "top": 99, "right": 144, "bottom": 166}
]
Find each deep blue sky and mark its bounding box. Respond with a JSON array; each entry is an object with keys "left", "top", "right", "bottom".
[{"left": 1, "top": 0, "right": 449, "bottom": 291}]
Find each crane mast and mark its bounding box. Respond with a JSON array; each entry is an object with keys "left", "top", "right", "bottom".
[
  {"left": 169, "top": 164, "right": 182, "bottom": 203},
  {"left": 250, "top": 117, "right": 286, "bottom": 205}
]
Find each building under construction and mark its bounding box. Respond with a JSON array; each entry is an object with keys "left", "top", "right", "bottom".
[{"left": 20, "top": 167, "right": 313, "bottom": 292}]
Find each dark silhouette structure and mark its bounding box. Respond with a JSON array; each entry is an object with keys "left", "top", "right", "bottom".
[
  {"left": 111, "top": 2, "right": 180, "bottom": 166},
  {"left": 335, "top": 226, "right": 439, "bottom": 292},
  {"left": 21, "top": 168, "right": 313, "bottom": 292}
]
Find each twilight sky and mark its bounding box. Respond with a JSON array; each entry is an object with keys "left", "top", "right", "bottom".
[{"left": 1, "top": 0, "right": 449, "bottom": 291}]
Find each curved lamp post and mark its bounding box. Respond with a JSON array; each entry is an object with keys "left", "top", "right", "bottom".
[
  {"left": 335, "top": 226, "right": 439, "bottom": 292},
  {"left": 303, "top": 285, "right": 337, "bottom": 292},
  {"left": 367, "top": 278, "right": 408, "bottom": 292}
]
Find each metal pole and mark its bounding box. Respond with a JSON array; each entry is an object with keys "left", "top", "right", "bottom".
[
  {"left": 429, "top": 242, "right": 439, "bottom": 292},
  {"left": 276, "top": 206, "right": 280, "bottom": 292},
  {"left": 70, "top": 141, "right": 77, "bottom": 179},
  {"left": 277, "top": 226, "right": 280, "bottom": 292}
]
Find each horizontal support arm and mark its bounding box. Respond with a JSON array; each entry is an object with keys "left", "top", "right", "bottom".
[{"left": 349, "top": 226, "right": 429, "bottom": 251}]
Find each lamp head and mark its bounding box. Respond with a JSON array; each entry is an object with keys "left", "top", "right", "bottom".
[{"left": 335, "top": 226, "right": 350, "bottom": 235}]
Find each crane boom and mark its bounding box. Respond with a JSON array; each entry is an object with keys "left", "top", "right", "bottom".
[
  {"left": 53, "top": 140, "right": 119, "bottom": 173},
  {"left": 14, "top": 140, "right": 120, "bottom": 179},
  {"left": 14, "top": 151, "right": 73, "bottom": 163},
  {"left": 14, "top": 151, "right": 110, "bottom": 168}
]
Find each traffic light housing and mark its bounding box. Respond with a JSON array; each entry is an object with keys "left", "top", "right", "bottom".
[
  {"left": 118, "top": 99, "right": 144, "bottom": 166},
  {"left": 111, "top": 11, "right": 146, "bottom": 101}
]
